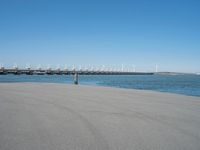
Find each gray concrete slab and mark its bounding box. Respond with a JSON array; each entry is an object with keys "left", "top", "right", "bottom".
[{"left": 0, "top": 83, "right": 200, "bottom": 150}]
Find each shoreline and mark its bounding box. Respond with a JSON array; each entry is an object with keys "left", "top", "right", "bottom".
[{"left": 1, "top": 81, "right": 200, "bottom": 98}]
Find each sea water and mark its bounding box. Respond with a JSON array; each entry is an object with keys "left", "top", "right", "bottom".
[{"left": 0, "top": 74, "right": 200, "bottom": 97}]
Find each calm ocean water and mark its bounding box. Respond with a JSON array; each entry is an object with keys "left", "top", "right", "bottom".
[{"left": 0, "top": 74, "right": 200, "bottom": 97}]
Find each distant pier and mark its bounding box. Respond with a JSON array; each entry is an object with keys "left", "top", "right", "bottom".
[
  {"left": 0, "top": 67, "right": 154, "bottom": 85},
  {"left": 0, "top": 68, "right": 154, "bottom": 75}
]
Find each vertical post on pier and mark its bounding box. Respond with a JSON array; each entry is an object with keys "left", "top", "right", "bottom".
[{"left": 74, "top": 72, "right": 79, "bottom": 85}]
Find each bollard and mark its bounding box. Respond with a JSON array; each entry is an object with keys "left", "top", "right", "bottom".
[{"left": 74, "top": 72, "right": 79, "bottom": 85}]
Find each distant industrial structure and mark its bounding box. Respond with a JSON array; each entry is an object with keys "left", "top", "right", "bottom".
[
  {"left": 0, "top": 64, "right": 155, "bottom": 84},
  {"left": 0, "top": 66, "right": 154, "bottom": 75},
  {"left": 0, "top": 64, "right": 157, "bottom": 75}
]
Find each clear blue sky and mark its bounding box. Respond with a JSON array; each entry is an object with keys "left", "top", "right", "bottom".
[{"left": 0, "top": 0, "right": 200, "bottom": 72}]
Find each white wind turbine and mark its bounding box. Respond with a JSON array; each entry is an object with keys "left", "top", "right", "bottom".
[
  {"left": 133, "top": 65, "right": 136, "bottom": 72},
  {"left": 91, "top": 65, "right": 94, "bottom": 72},
  {"left": 155, "top": 64, "right": 158, "bottom": 73},
  {"left": 96, "top": 65, "right": 100, "bottom": 72},
  {"left": 106, "top": 66, "right": 109, "bottom": 72},
  {"left": 26, "top": 63, "right": 31, "bottom": 70},
  {"left": 56, "top": 64, "right": 60, "bottom": 71},
  {"left": 109, "top": 66, "right": 112, "bottom": 72},
  {"left": 85, "top": 65, "right": 89, "bottom": 71},
  {"left": 64, "top": 65, "right": 68, "bottom": 71},
  {"left": 79, "top": 65, "right": 82, "bottom": 71},
  {"left": 121, "top": 64, "right": 124, "bottom": 72},
  {"left": 0, "top": 63, "right": 4, "bottom": 70},
  {"left": 13, "top": 63, "right": 18, "bottom": 70},
  {"left": 101, "top": 65, "right": 105, "bottom": 72},
  {"left": 47, "top": 64, "right": 51, "bottom": 70},
  {"left": 111, "top": 66, "right": 114, "bottom": 72},
  {"left": 72, "top": 65, "right": 76, "bottom": 71},
  {"left": 88, "top": 64, "right": 92, "bottom": 71},
  {"left": 37, "top": 64, "right": 42, "bottom": 70},
  {"left": 91, "top": 65, "right": 95, "bottom": 71}
]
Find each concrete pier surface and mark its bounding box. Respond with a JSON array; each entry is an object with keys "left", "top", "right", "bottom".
[{"left": 0, "top": 83, "right": 200, "bottom": 150}]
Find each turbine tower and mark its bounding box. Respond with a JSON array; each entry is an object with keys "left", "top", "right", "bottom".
[
  {"left": 79, "top": 65, "right": 82, "bottom": 71},
  {"left": 155, "top": 64, "right": 158, "bottom": 73},
  {"left": 13, "top": 63, "right": 18, "bottom": 70},
  {"left": 37, "top": 64, "right": 42, "bottom": 70},
  {"left": 72, "top": 65, "right": 75, "bottom": 71},
  {"left": 47, "top": 65, "right": 51, "bottom": 70},
  {"left": 133, "top": 65, "right": 136, "bottom": 72},
  {"left": 56, "top": 64, "right": 60, "bottom": 71},
  {"left": 26, "top": 63, "right": 31, "bottom": 70},
  {"left": 64, "top": 65, "right": 67, "bottom": 71},
  {"left": 0, "top": 63, "right": 4, "bottom": 70}
]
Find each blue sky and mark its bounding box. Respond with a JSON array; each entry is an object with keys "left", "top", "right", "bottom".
[{"left": 0, "top": 0, "right": 200, "bottom": 72}]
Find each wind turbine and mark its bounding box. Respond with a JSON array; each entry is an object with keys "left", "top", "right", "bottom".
[
  {"left": 91, "top": 65, "right": 94, "bottom": 72},
  {"left": 13, "top": 63, "right": 18, "bottom": 70},
  {"left": 71, "top": 65, "right": 74, "bottom": 71},
  {"left": 85, "top": 65, "right": 89, "bottom": 72},
  {"left": 121, "top": 64, "right": 124, "bottom": 72},
  {"left": 96, "top": 65, "right": 100, "bottom": 72},
  {"left": 93, "top": 66, "right": 96, "bottom": 72},
  {"left": 47, "top": 64, "right": 51, "bottom": 71},
  {"left": 155, "top": 64, "right": 158, "bottom": 73},
  {"left": 101, "top": 65, "right": 105, "bottom": 72},
  {"left": 0, "top": 63, "right": 4, "bottom": 70},
  {"left": 64, "top": 65, "right": 68, "bottom": 71},
  {"left": 26, "top": 63, "right": 31, "bottom": 70},
  {"left": 79, "top": 65, "right": 82, "bottom": 71},
  {"left": 133, "top": 65, "right": 136, "bottom": 72},
  {"left": 37, "top": 64, "right": 42, "bottom": 70},
  {"left": 88, "top": 65, "right": 91, "bottom": 71},
  {"left": 111, "top": 66, "right": 115, "bottom": 72},
  {"left": 56, "top": 64, "right": 60, "bottom": 71},
  {"left": 109, "top": 66, "right": 112, "bottom": 72}
]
